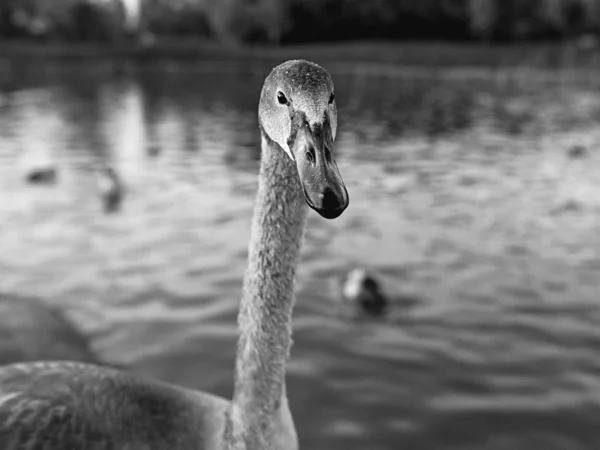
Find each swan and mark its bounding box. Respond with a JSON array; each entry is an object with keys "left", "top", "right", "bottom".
[
  {"left": 0, "top": 59, "right": 349, "bottom": 450},
  {"left": 0, "top": 294, "right": 99, "bottom": 366}
]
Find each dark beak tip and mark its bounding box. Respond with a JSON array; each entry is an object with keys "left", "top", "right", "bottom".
[
  {"left": 305, "top": 188, "right": 349, "bottom": 219},
  {"left": 315, "top": 202, "right": 348, "bottom": 219}
]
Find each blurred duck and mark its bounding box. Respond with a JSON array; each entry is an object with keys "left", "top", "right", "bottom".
[
  {"left": 567, "top": 144, "right": 587, "bottom": 159},
  {"left": 342, "top": 267, "right": 388, "bottom": 316},
  {"left": 26, "top": 166, "right": 57, "bottom": 184},
  {"left": 96, "top": 166, "right": 124, "bottom": 213},
  {"left": 147, "top": 143, "right": 161, "bottom": 157},
  {"left": 24, "top": 151, "right": 57, "bottom": 185}
]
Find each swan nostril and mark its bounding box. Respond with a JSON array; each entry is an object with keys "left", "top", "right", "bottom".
[{"left": 306, "top": 147, "right": 316, "bottom": 164}]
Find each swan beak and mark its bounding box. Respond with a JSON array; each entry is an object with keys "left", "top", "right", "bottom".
[{"left": 292, "top": 122, "right": 349, "bottom": 219}]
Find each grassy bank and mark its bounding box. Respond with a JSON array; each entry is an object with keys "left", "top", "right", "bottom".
[{"left": 2, "top": 39, "right": 600, "bottom": 70}]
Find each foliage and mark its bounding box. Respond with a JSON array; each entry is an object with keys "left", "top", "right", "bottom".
[{"left": 1, "top": 0, "right": 599, "bottom": 44}]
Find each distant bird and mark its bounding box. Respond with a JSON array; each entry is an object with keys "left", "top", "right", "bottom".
[
  {"left": 0, "top": 294, "right": 99, "bottom": 366},
  {"left": 567, "top": 144, "right": 587, "bottom": 159},
  {"left": 0, "top": 60, "right": 348, "bottom": 450},
  {"left": 576, "top": 33, "right": 599, "bottom": 50},
  {"left": 341, "top": 268, "right": 388, "bottom": 316},
  {"left": 23, "top": 148, "right": 57, "bottom": 185},
  {"left": 147, "top": 144, "right": 161, "bottom": 157},
  {"left": 26, "top": 167, "right": 57, "bottom": 184},
  {"left": 96, "top": 166, "right": 124, "bottom": 213}
]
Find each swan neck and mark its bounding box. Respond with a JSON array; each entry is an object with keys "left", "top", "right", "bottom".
[{"left": 226, "top": 133, "right": 306, "bottom": 449}]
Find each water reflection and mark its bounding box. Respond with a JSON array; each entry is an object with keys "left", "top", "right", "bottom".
[{"left": 1, "top": 64, "right": 600, "bottom": 449}]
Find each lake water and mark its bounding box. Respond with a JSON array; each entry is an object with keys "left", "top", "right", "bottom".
[{"left": 1, "top": 59, "right": 600, "bottom": 449}]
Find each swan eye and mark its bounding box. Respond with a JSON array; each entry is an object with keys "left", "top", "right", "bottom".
[
  {"left": 328, "top": 92, "right": 335, "bottom": 104},
  {"left": 277, "top": 91, "right": 288, "bottom": 105}
]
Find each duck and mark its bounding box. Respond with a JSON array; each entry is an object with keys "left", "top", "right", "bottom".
[
  {"left": 96, "top": 165, "right": 124, "bottom": 213},
  {"left": 147, "top": 143, "right": 162, "bottom": 157},
  {"left": 567, "top": 144, "right": 587, "bottom": 159},
  {"left": 26, "top": 167, "right": 57, "bottom": 184},
  {"left": 0, "top": 294, "right": 99, "bottom": 366},
  {"left": 341, "top": 268, "right": 387, "bottom": 316},
  {"left": 24, "top": 156, "right": 57, "bottom": 185},
  {"left": 0, "top": 60, "right": 349, "bottom": 450}
]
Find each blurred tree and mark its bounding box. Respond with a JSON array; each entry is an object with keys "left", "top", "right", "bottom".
[
  {"left": 1, "top": 0, "right": 46, "bottom": 38},
  {"left": 539, "top": 0, "right": 566, "bottom": 34},
  {"left": 282, "top": 0, "right": 470, "bottom": 42},
  {"left": 121, "top": 0, "right": 141, "bottom": 35},
  {"left": 1, "top": 0, "right": 599, "bottom": 44},
  {"left": 468, "top": 0, "right": 497, "bottom": 40},
  {"left": 467, "top": 0, "right": 600, "bottom": 41},
  {"left": 572, "top": 0, "right": 600, "bottom": 33},
  {"left": 243, "top": 0, "right": 287, "bottom": 44},
  {"left": 142, "top": 0, "right": 211, "bottom": 38},
  {"left": 0, "top": 0, "right": 128, "bottom": 42},
  {"left": 203, "top": 0, "right": 242, "bottom": 45}
]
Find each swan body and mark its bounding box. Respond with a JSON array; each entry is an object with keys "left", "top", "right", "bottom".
[
  {"left": 0, "top": 60, "right": 348, "bottom": 450},
  {"left": 0, "top": 294, "right": 98, "bottom": 366}
]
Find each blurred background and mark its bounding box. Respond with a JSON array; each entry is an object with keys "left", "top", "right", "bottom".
[
  {"left": 2, "top": 1, "right": 600, "bottom": 450},
  {"left": 2, "top": 0, "right": 600, "bottom": 44}
]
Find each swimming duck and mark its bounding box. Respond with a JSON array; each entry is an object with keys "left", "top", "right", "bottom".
[
  {"left": 96, "top": 166, "right": 124, "bottom": 213},
  {"left": 342, "top": 268, "right": 387, "bottom": 316}
]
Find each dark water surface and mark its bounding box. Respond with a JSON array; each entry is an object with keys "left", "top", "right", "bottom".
[{"left": 1, "top": 61, "right": 600, "bottom": 449}]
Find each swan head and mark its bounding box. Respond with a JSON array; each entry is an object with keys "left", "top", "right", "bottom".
[{"left": 259, "top": 60, "right": 349, "bottom": 219}]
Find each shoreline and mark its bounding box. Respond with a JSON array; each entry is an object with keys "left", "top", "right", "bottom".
[{"left": 2, "top": 39, "right": 600, "bottom": 70}]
